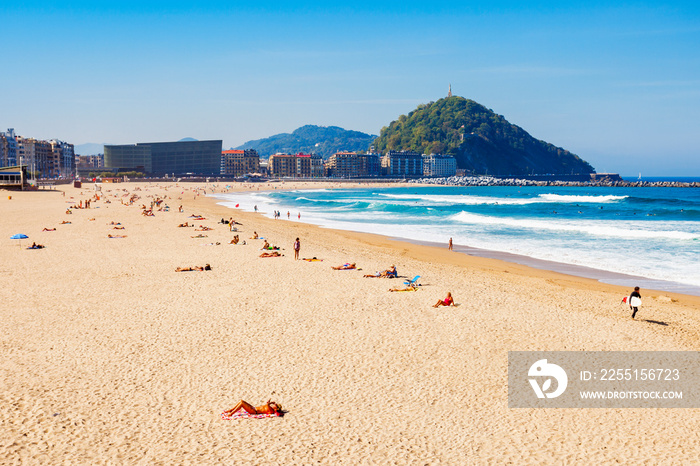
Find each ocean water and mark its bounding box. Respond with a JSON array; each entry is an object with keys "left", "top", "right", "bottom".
[{"left": 213, "top": 185, "right": 700, "bottom": 294}]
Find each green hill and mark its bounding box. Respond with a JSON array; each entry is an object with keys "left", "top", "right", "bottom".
[
  {"left": 236, "top": 125, "right": 376, "bottom": 159},
  {"left": 372, "top": 97, "right": 595, "bottom": 176}
]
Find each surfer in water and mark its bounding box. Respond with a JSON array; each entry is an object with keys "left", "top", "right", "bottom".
[{"left": 629, "top": 286, "right": 642, "bottom": 319}]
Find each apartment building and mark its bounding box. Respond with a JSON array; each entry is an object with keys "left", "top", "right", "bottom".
[
  {"left": 221, "top": 149, "right": 260, "bottom": 176},
  {"left": 268, "top": 153, "right": 314, "bottom": 178},
  {"left": 325, "top": 151, "right": 381, "bottom": 178},
  {"left": 423, "top": 154, "right": 457, "bottom": 177},
  {"left": 381, "top": 150, "right": 423, "bottom": 177}
]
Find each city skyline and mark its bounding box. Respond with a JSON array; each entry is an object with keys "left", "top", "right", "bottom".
[{"left": 1, "top": 1, "right": 699, "bottom": 175}]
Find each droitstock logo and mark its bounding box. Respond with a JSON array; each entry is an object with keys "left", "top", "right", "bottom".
[{"left": 528, "top": 359, "right": 568, "bottom": 399}]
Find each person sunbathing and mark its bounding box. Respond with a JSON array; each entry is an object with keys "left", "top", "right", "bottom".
[
  {"left": 262, "top": 240, "right": 270, "bottom": 249},
  {"left": 222, "top": 399, "right": 282, "bottom": 417},
  {"left": 433, "top": 292, "right": 454, "bottom": 308},
  {"left": 60, "top": 221, "right": 71, "bottom": 224},
  {"left": 191, "top": 234, "right": 207, "bottom": 238},
  {"left": 42, "top": 228, "right": 56, "bottom": 231},
  {"left": 175, "top": 264, "right": 211, "bottom": 272},
  {"left": 195, "top": 225, "right": 213, "bottom": 231},
  {"left": 251, "top": 231, "right": 259, "bottom": 239},
  {"left": 28, "top": 242, "right": 45, "bottom": 249},
  {"left": 364, "top": 265, "right": 397, "bottom": 278},
  {"left": 108, "top": 234, "right": 127, "bottom": 238},
  {"left": 178, "top": 222, "right": 191, "bottom": 227},
  {"left": 332, "top": 263, "right": 357, "bottom": 270},
  {"left": 108, "top": 222, "right": 121, "bottom": 225},
  {"left": 260, "top": 251, "right": 283, "bottom": 258},
  {"left": 112, "top": 226, "right": 125, "bottom": 230},
  {"left": 389, "top": 286, "right": 417, "bottom": 292},
  {"left": 230, "top": 235, "right": 240, "bottom": 244}
]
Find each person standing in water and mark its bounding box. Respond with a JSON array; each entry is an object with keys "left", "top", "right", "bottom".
[
  {"left": 448, "top": 238, "right": 453, "bottom": 251},
  {"left": 629, "top": 286, "right": 642, "bottom": 319}
]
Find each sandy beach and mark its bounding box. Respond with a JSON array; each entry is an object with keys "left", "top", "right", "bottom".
[{"left": 1, "top": 181, "right": 699, "bottom": 464}]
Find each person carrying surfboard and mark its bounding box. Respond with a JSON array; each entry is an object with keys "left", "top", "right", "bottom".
[{"left": 629, "top": 286, "right": 642, "bottom": 319}]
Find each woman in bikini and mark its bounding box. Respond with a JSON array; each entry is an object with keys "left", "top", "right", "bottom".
[
  {"left": 223, "top": 399, "right": 282, "bottom": 417},
  {"left": 433, "top": 292, "right": 454, "bottom": 307}
]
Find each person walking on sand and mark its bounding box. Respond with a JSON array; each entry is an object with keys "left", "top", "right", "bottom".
[
  {"left": 629, "top": 286, "right": 642, "bottom": 319},
  {"left": 448, "top": 237, "right": 453, "bottom": 251},
  {"left": 293, "top": 237, "right": 300, "bottom": 260}
]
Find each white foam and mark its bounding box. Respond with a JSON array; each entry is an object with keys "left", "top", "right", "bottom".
[{"left": 450, "top": 211, "right": 699, "bottom": 240}]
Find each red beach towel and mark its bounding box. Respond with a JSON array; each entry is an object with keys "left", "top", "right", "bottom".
[{"left": 221, "top": 410, "right": 282, "bottom": 420}]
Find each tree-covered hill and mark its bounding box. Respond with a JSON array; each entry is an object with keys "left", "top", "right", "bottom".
[
  {"left": 236, "top": 125, "right": 376, "bottom": 159},
  {"left": 372, "top": 97, "right": 595, "bottom": 176}
]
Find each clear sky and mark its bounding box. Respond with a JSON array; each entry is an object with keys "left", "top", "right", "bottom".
[{"left": 2, "top": 1, "right": 699, "bottom": 175}]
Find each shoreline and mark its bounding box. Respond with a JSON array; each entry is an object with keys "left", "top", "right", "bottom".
[
  {"left": 211, "top": 184, "right": 700, "bottom": 301},
  {"left": 208, "top": 190, "right": 700, "bottom": 309}
]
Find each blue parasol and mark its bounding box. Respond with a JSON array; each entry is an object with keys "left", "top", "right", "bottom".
[{"left": 11, "top": 233, "right": 28, "bottom": 248}]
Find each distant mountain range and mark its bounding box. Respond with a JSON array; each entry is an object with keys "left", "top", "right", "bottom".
[
  {"left": 235, "top": 125, "right": 377, "bottom": 159},
  {"left": 373, "top": 96, "right": 594, "bottom": 176}
]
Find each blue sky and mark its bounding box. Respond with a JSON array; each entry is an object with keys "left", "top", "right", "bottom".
[{"left": 1, "top": 1, "right": 699, "bottom": 175}]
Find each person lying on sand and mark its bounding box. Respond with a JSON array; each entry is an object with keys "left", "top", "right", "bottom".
[
  {"left": 332, "top": 263, "right": 356, "bottom": 270},
  {"left": 175, "top": 264, "right": 212, "bottom": 272},
  {"left": 28, "top": 242, "right": 45, "bottom": 249},
  {"left": 191, "top": 234, "right": 208, "bottom": 238},
  {"left": 108, "top": 222, "right": 121, "bottom": 225},
  {"left": 432, "top": 292, "right": 454, "bottom": 308},
  {"left": 195, "top": 226, "right": 213, "bottom": 231},
  {"left": 364, "top": 265, "right": 397, "bottom": 278},
  {"left": 42, "top": 228, "right": 56, "bottom": 231},
  {"left": 112, "top": 226, "right": 125, "bottom": 230},
  {"left": 260, "top": 251, "right": 283, "bottom": 258},
  {"left": 108, "top": 234, "right": 127, "bottom": 238},
  {"left": 60, "top": 220, "right": 71, "bottom": 224},
  {"left": 178, "top": 222, "right": 193, "bottom": 227},
  {"left": 222, "top": 400, "right": 282, "bottom": 417},
  {"left": 389, "top": 286, "right": 418, "bottom": 292}
]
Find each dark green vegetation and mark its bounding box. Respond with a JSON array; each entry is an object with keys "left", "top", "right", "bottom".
[
  {"left": 236, "top": 125, "right": 376, "bottom": 159},
  {"left": 372, "top": 97, "right": 595, "bottom": 176}
]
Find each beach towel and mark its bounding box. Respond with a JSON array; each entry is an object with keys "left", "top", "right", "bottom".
[
  {"left": 221, "top": 410, "right": 282, "bottom": 420},
  {"left": 303, "top": 258, "right": 323, "bottom": 262}
]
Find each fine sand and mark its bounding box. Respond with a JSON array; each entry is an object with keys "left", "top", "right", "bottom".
[{"left": 1, "top": 181, "right": 699, "bottom": 464}]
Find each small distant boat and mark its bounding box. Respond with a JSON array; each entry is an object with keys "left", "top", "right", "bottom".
[{"left": 638, "top": 172, "right": 642, "bottom": 180}]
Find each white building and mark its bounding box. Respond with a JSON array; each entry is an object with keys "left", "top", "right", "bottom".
[{"left": 423, "top": 154, "right": 457, "bottom": 177}]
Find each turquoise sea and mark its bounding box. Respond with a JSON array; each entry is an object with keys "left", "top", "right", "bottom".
[{"left": 214, "top": 184, "right": 700, "bottom": 295}]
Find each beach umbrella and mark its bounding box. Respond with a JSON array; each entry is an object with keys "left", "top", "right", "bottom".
[{"left": 11, "top": 233, "right": 28, "bottom": 248}]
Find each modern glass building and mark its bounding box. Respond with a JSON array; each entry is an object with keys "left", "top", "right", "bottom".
[{"left": 104, "top": 140, "right": 222, "bottom": 176}]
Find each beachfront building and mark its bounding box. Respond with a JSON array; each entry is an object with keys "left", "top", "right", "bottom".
[
  {"left": 310, "top": 154, "right": 324, "bottom": 178},
  {"left": 1, "top": 129, "right": 74, "bottom": 178},
  {"left": 76, "top": 154, "right": 104, "bottom": 170},
  {"left": 325, "top": 151, "right": 381, "bottom": 178},
  {"left": 0, "top": 165, "right": 27, "bottom": 189},
  {"left": 423, "top": 154, "right": 457, "bottom": 177},
  {"left": 268, "top": 153, "right": 316, "bottom": 178},
  {"left": 105, "top": 140, "right": 222, "bottom": 176},
  {"left": 50, "top": 140, "right": 75, "bottom": 178},
  {"left": 17, "top": 137, "right": 54, "bottom": 178},
  {"left": 0, "top": 128, "right": 18, "bottom": 167},
  {"left": 381, "top": 150, "right": 423, "bottom": 177},
  {"left": 221, "top": 149, "right": 260, "bottom": 176}
]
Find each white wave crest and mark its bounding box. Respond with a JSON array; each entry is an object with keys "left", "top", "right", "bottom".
[
  {"left": 537, "top": 194, "right": 628, "bottom": 203},
  {"left": 450, "top": 212, "right": 699, "bottom": 240}
]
